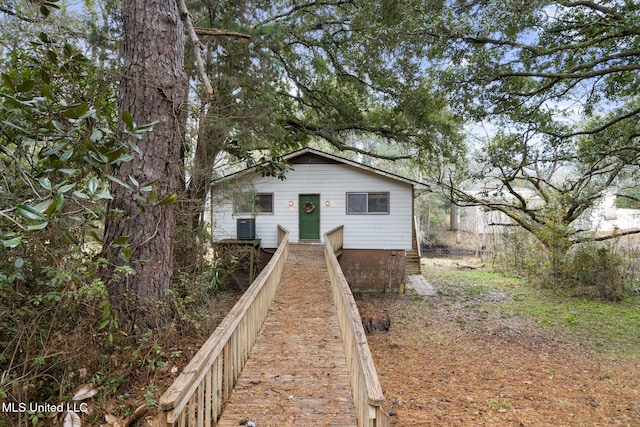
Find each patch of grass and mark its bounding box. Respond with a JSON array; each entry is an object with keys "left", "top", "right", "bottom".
[
  {"left": 424, "top": 262, "right": 640, "bottom": 358},
  {"left": 430, "top": 269, "right": 516, "bottom": 300},
  {"left": 428, "top": 268, "right": 519, "bottom": 288},
  {"left": 486, "top": 397, "right": 513, "bottom": 411},
  {"left": 502, "top": 287, "right": 640, "bottom": 356}
]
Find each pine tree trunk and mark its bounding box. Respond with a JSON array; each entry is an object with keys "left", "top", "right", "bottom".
[{"left": 103, "top": 0, "right": 187, "bottom": 332}]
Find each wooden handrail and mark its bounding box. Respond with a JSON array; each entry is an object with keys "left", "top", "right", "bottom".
[
  {"left": 323, "top": 226, "right": 390, "bottom": 427},
  {"left": 325, "top": 224, "right": 344, "bottom": 253},
  {"left": 414, "top": 215, "right": 422, "bottom": 258},
  {"left": 155, "top": 226, "right": 290, "bottom": 426}
]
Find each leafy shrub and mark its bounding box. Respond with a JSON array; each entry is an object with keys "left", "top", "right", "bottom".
[
  {"left": 0, "top": 253, "right": 118, "bottom": 422},
  {"left": 0, "top": 21, "right": 241, "bottom": 422},
  {"left": 0, "top": 27, "right": 125, "bottom": 421},
  {"left": 494, "top": 227, "right": 546, "bottom": 278},
  {"left": 492, "top": 228, "right": 637, "bottom": 301},
  {"left": 564, "top": 244, "right": 625, "bottom": 300}
]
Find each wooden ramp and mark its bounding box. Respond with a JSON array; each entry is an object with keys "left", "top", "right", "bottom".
[
  {"left": 215, "top": 244, "right": 358, "bottom": 426},
  {"left": 405, "top": 274, "right": 437, "bottom": 297}
]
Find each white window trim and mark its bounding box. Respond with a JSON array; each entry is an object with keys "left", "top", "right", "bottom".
[
  {"left": 346, "top": 192, "right": 390, "bottom": 215},
  {"left": 234, "top": 192, "right": 274, "bottom": 215}
]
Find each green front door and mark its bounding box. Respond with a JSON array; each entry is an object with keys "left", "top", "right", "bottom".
[{"left": 299, "top": 194, "right": 320, "bottom": 240}]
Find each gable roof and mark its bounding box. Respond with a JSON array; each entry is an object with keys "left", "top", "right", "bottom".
[{"left": 212, "top": 147, "right": 430, "bottom": 191}]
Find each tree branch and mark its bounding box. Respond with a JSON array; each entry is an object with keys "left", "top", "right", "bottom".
[
  {"left": 178, "top": 0, "right": 213, "bottom": 95},
  {"left": 284, "top": 118, "right": 412, "bottom": 161},
  {"left": 454, "top": 27, "right": 639, "bottom": 59},
  {"left": 562, "top": 1, "right": 625, "bottom": 20},
  {"left": 0, "top": 5, "right": 34, "bottom": 23},
  {"left": 285, "top": 117, "right": 407, "bottom": 138},
  {"left": 0, "top": 142, "right": 42, "bottom": 200},
  {"left": 541, "top": 106, "right": 640, "bottom": 139},
  {"left": 566, "top": 50, "right": 640, "bottom": 74},
  {"left": 193, "top": 27, "right": 251, "bottom": 40},
  {"left": 258, "top": 0, "right": 353, "bottom": 26},
  {"left": 615, "top": 193, "right": 640, "bottom": 203},
  {"left": 492, "top": 64, "right": 640, "bottom": 81},
  {"left": 575, "top": 228, "right": 640, "bottom": 244}
]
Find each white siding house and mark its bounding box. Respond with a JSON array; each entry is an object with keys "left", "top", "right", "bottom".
[
  {"left": 210, "top": 148, "right": 426, "bottom": 250},
  {"left": 209, "top": 148, "right": 427, "bottom": 292}
]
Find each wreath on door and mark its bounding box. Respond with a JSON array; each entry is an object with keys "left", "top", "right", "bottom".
[{"left": 303, "top": 201, "right": 316, "bottom": 213}]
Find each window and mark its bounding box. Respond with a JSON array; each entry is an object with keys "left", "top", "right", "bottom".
[
  {"left": 234, "top": 193, "right": 273, "bottom": 214},
  {"left": 346, "top": 192, "right": 389, "bottom": 214},
  {"left": 255, "top": 194, "right": 273, "bottom": 213}
]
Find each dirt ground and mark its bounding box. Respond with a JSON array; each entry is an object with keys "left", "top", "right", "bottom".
[{"left": 356, "top": 259, "right": 640, "bottom": 427}]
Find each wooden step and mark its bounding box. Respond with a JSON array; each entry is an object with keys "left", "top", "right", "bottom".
[{"left": 404, "top": 250, "right": 422, "bottom": 275}]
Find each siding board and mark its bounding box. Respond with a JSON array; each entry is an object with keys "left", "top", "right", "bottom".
[{"left": 211, "top": 163, "right": 414, "bottom": 249}]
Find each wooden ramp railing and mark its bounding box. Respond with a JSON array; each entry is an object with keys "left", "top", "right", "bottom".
[
  {"left": 155, "top": 226, "right": 289, "bottom": 426},
  {"left": 324, "top": 226, "right": 391, "bottom": 427},
  {"left": 414, "top": 215, "right": 422, "bottom": 258}
]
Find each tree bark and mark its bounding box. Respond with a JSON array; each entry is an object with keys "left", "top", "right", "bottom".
[
  {"left": 174, "top": 94, "right": 223, "bottom": 272},
  {"left": 103, "top": 0, "right": 187, "bottom": 332},
  {"left": 186, "top": 96, "right": 225, "bottom": 230}
]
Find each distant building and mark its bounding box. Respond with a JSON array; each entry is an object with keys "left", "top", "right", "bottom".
[{"left": 447, "top": 188, "right": 640, "bottom": 251}]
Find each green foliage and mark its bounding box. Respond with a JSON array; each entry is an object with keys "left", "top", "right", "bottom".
[
  {"left": 0, "top": 22, "right": 141, "bottom": 420},
  {"left": 502, "top": 286, "right": 640, "bottom": 357},
  {"left": 82, "top": 269, "right": 233, "bottom": 420},
  {"left": 492, "top": 226, "right": 636, "bottom": 300},
  {"left": 184, "top": 0, "right": 465, "bottom": 165},
  {"left": 416, "top": 193, "right": 449, "bottom": 246},
  {"left": 565, "top": 244, "right": 626, "bottom": 300},
  {"left": 615, "top": 188, "right": 640, "bottom": 209},
  {"left": 168, "top": 265, "right": 230, "bottom": 335},
  {"left": 0, "top": 259, "right": 118, "bottom": 411},
  {"left": 0, "top": 22, "right": 166, "bottom": 260},
  {"left": 429, "top": 1, "right": 640, "bottom": 129},
  {"left": 0, "top": 30, "right": 123, "bottom": 253},
  {"left": 0, "top": 258, "right": 235, "bottom": 423},
  {"left": 143, "top": 384, "right": 158, "bottom": 408}
]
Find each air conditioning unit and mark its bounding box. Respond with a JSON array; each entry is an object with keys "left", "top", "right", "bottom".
[{"left": 237, "top": 218, "right": 256, "bottom": 240}]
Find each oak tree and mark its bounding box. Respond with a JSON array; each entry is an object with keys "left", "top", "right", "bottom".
[{"left": 420, "top": 1, "right": 640, "bottom": 262}]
